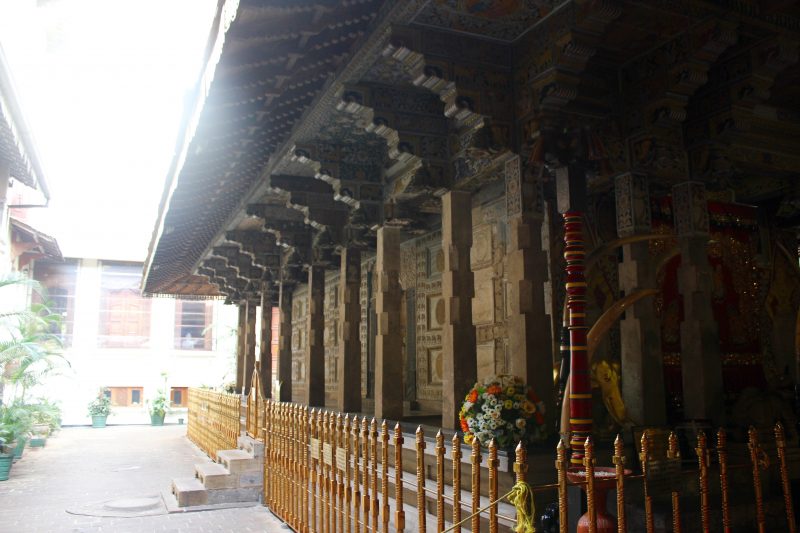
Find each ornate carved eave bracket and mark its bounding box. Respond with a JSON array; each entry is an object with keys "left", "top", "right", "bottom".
[
  {"left": 335, "top": 93, "right": 429, "bottom": 202},
  {"left": 381, "top": 43, "right": 484, "bottom": 133},
  {"left": 625, "top": 19, "right": 739, "bottom": 131}
]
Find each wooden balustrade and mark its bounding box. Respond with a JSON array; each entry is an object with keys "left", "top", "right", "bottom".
[
  {"left": 257, "top": 399, "right": 798, "bottom": 533},
  {"left": 186, "top": 387, "right": 239, "bottom": 461}
]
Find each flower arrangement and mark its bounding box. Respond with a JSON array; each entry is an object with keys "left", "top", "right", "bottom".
[{"left": 459, "top": 375, "right": 546, "bottom": 448}]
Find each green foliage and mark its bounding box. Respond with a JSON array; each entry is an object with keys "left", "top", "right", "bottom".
[
  {"left": 0, "top": 274, "right": 68, "bottom": 403},
  {"left": 87, "top": 388, "right": 112, "bottom": 417},
  {"left": 0, "top": 401, "right": 33, "bottom": 451},
  {"left": 27, "top": 398, "right": 62, "bottom": 432},
  {"left": 147, "top": 390, "right": 170, "bottom": 417}
]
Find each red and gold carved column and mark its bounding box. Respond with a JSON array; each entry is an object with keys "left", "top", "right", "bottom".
[{"left": 564, "top": 211, "right": 591, "bottom": 465}]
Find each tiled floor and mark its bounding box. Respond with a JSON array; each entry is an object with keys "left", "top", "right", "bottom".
[{"left": 0, "top": 425, "right": 288, "bottom": 532}]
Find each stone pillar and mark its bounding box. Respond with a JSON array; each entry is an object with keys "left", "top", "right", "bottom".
[
  {"left": 278, "top": 282, "right": 293, "bottom": 402},
  {"left": 374, "top": 226, "right": 403, "bottom": 421},
  {"left": 505, "top": 156, "right": 555, "bottom": 426},
  {"left": 441, "top": 190, "right": 477, "bottom": 430},
  {"left": 305, "top": 265, "right": 326, "bottom": 407},
  {"left": 673, "top": 181, "right": 723, "bottom": 423},
  {"left": 243, "top": 299, "right": 257, "bottom": 394},
  {"left": 236, "top": 303, "right": 247, "bottom": 393},
  {"left": 337, "top": 247, "right": 362, "bottom": 412},
  {"left": 616, "top": 173, "right": 666, "bottom": 426},
  {"left": 260, "top": 285, "right": 272, "bottom": 397}
]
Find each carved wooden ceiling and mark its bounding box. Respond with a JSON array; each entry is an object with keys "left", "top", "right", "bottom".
[{"left": 143, "top": 0, "right": 800, "bottom": 301}]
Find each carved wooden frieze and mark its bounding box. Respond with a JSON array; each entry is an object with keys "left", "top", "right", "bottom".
[
  {"left": 615, "top": 173, "right": 652, "bottom": 237},
  {"left": 672, "top": 181, "right": 710, "bottom": 237}
]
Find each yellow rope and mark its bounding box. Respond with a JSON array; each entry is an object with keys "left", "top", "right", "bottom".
[
  {"left": 508, "top": 481, "right": 536, "bottom": 533},
  {"left": 441, "top": 481, "right": 536, "bottom": 533}
]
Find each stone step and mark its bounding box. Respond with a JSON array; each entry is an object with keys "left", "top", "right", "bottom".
[
  {"left": 238, "top": 468, "right": 263, "bottom": 488},
  {"left": 195, "top": 462, "right": 237, "bottom": 490},
  {"left": 171, "top": 477, "right": 208, "bottom": 507},
  {"left": 238, "top": 435, "right": 265, "bottom": 458},
  {"left": 217, "top": 449, "right": 261, "bottom": 473},
  {"left": 206, "top": 486, "right": 261, "bottom": 505}
]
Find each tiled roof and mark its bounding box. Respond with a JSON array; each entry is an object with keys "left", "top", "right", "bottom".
[{"left": 143, "top": 0, "right": 385, "bottom": 296}]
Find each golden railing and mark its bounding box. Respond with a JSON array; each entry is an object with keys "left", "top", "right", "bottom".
[
  {"left": 186, "top": 387, "right": 240, "bottom": 461},
  {"left": 260, "top": 399, "right": 798, "bottom": 533},
  {"left": 246, "top": 364, "right": 264, "bottom": 440}
]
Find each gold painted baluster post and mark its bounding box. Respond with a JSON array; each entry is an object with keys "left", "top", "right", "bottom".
[
  {"left": 435, "top": 431, "right": 445, "bottom": 533},
  {"left": 330, "top": 412, "right": 337, "bottom": 533},
  {"left": 667, "top": 432, "right": 681, "bottom": 533},
  {"left": 612, "top": 435, "right": 626, "bottom": 533},
  {"left": 556, "top": 440, "right": 568, "bottom": 533},
  {"left": 300, "top": 406, "right": 308, "bottom": 533},
  {"left": 353, "top": 417, "right": 362, "bottom": 533},
  {"left": 338, "top": 414, "right": 346, "bottom": 533},
  {"left": 294, "top": 405, "right": 300, "bottom": 529},
  {"left": 775, "top": 422, "right": 797, "bottom": 533},
  {"left": 371, "top": 418, "right": 379, "bottom": 532},
  {"left": 489, "top": 439, "right": 499, "bottom": 533},
  {"left": 471, "top": 438, "right": 481, "bottom": 533},
  {"left": 452, "top": 434, "right": 462, "bottom": 533},
  {"left": 344, "top": 415, "right": 352, "bottom": 533},
  {"left": 640, "top": 431, "right": 654, "bottom": 533},
  {"left": 381, "top": 421, "right": 390, "bottom": 533},
  {"left": 515, "top": 442, "right": 530, "bottom": 531},
  {"left": 311, "top": 410, "right": 319, "bottom": 533},
  {"left": 394, "top": 423, "right": 405, "bottom": 533},
  {"left": 696, "top": 431, "right": 710, "bottom": 533},
  {"left": 584, "top": 437, "right": 597, "bottom": 533},
  {"left": 748, "top": 426, "right": 767, "bottom": 533},
  {"left": 362, "top": 418, "right": 370, "bottom": 532},
  {"left": 417, "top": 426, "right": 427, "bottom": 533},
  {"left": 278, "top": 403, "right": 284, "bottom": 520},
  {"left": 717, "top": 429, "right": 729, "bottom": 533},
  {"left": 264, "top": 401, "right": 271, "bottom": 509},
  {"left": 322, "top": 411, "right": 330, "bottom": 533}
]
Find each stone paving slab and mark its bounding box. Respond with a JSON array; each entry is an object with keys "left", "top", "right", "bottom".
[{"left": 0, "top": 425, "right": 288, "bottom": 532}]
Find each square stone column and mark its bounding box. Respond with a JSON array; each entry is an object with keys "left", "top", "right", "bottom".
[
  {"left": 505, "top": 156, "right": 555, "bottom": 426},
  {"left": 441, "top": 190, "right": 477, "bottom": 430},
  {"left": 243, "top": 299, "right": 257, "bottom": 394},
  {"left": 277, "top": 281, "right": 293, "bottom": 402},
  {"left": 305, "top": 265, "right": 326, "bottom": 407},
  {"left": 615, "top": 173, "right": 666, "bottom": 425},
  {"left": 337, "top": 247, "right": 362, "bottom": 413},
  {"left": 236, "top": 303, "right": 247, "bottom": 393},
  {"left": 260, "top": 285, "right": 273, "bottom": 397},
  {"left": 673, "top": 181, "right": 723, "bottom": 423},
  {"left": 374, "top": 226, "right": 403, "bottom": 421}
]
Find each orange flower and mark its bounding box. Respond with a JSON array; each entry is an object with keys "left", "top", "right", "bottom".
[
  {"left": 460, "top": 418, "right": 469, "bottom": 432},
  {"left": 468, "top": 390, "right": 478, "bottom": 403},
  {"left": 487, "top": 385, "right": 502, "bottom": 395}
]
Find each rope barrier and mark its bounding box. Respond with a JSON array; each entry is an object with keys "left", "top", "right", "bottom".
[{"left": 442, "top": 481, "right": 536, "bottom": 533}]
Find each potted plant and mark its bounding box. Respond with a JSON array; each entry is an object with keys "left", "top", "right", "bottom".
[
  {"left": 0, "top": 402, "right": 32, "bottom": 461},
  {"left": 0, "top": 436, "right": 12, "bottom": 481},
  {"left": 147, "top": 391, "right": 169, "bottom": 426},
  {"left": 87, "top": 388, "right": 112, "bottom": 428}
]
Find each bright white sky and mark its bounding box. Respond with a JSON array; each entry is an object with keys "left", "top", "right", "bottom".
[{"left": 0, "top": 0, "right": 217, "bottom": 261}]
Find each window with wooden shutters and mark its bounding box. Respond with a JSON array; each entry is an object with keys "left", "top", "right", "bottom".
[
  {"left": 105, "top": 387, "right": 144, "bottom": 406},
  {"left": 98, "top": 262, "right": 151, "bottom": 348},
  {"left": 32, "top": 259, "right": 78, "bottom": 347},
  {"left": 174, "top": 300, "right": 213, "bottom": 350}
]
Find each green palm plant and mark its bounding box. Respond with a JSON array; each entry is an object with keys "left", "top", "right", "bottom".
[{"left": 0, "top": 275, "right": 68, "bottom": 404}]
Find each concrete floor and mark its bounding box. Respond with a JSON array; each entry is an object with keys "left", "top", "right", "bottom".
[{"left": 0, "top": 425, "right": 288, "bottom": 532}]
